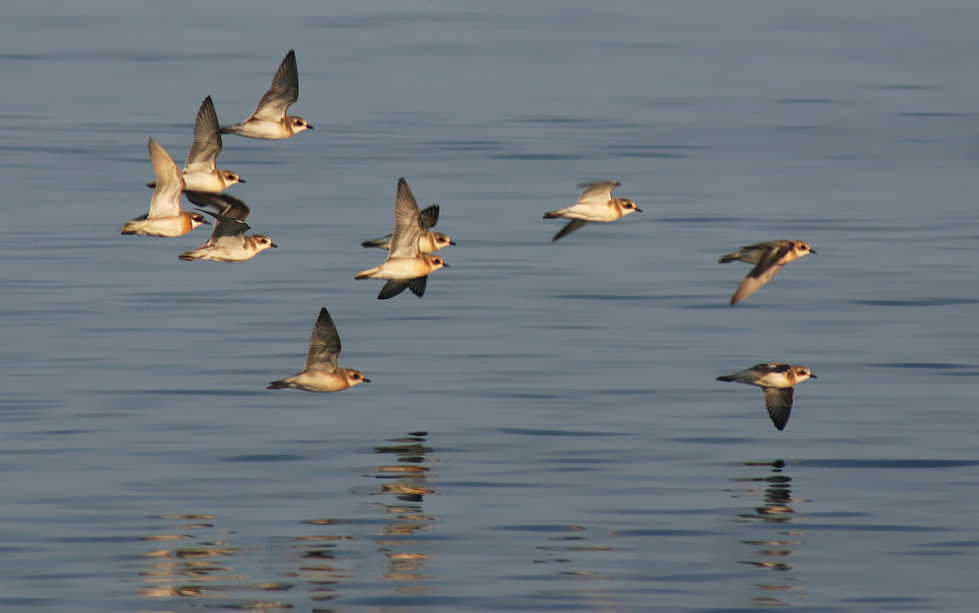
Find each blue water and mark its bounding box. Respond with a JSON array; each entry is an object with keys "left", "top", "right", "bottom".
[{"left": 2, "top": 1, "right": 979, "bottom": 611}]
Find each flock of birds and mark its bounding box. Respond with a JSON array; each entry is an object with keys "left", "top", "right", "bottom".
[{"left": 120, "top": 50, "right": 817, "bottom": 431}]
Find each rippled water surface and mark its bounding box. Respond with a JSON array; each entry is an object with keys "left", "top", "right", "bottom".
[{"left": 3, "top": 1, "right": 979, "bottom": 611}]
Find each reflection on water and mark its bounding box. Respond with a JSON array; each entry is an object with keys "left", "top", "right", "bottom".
[
  {"left": 134, "top": 514, "right": 295, "bottom": 610},
  {"left": 729, "top": 460, "right": 806, "bottom": 608},
  {"left": 132, "top": 433, "right": 439, "bottom": 611},
  {"left": 297, "top": 430, "right": 439, "bottom": 608},
  {"left": 368, "top": 432, "right": 439, "bottom": 593}
]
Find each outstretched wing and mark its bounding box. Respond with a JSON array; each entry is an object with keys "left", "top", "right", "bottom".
[
  {"left": 184, "top": 96, "right": 222, "bottom": 172},
  {"left": 419, "top": 204, "right": 440, "bottom": 230},
  {"left": 730, "top": 257, "right": 786, "bottom": 305},
  {"left": 251, "top": 49, "right": 300, "bottom": 122},
  {"left": 377, "top": 276, "right": 428, "bottom": 300},
  {"left": 198, "top": 209, "right": 250, "bottom": 242},
  {"left": 147, "top": 138, "right": 185, "bottom": 218},
  {"left": 304, "top": 307, "right": 341, "bottom": 372},
  {"left": 552, "top": 219, "right": 590, "bottom": 241},
  {"left": 388, "top": 177, "right": 424, "bottom": 259},
  {"left": 185, "top": 191, "right": 251, "bottom": 221},
  {"left": 576, "top": 181, "right": 620, "bottom": 205},
  {"left": 763, "top": 387, "right": 794, "bottom": 431}
]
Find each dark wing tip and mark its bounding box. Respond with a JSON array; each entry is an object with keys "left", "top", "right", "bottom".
[
  {"left": 763, "top": 387, "right": 793, "bottom": 431},
  {"left": 377, "top": 280, "right": 410, "bottom": 300}
]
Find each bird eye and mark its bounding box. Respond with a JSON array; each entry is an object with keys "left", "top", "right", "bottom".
[{"left": 352, "top": 374, "right": 360, "bottom": 379}]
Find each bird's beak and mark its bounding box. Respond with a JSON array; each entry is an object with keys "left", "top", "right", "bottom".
[
  {"left": 634, "top": 207, "right": 644, "bottom": 213},
  {"left": 441, "top": 263, "right": 449, "bottom": 268},
  {"left": 449, "top": 240, "right": 457, "bottom": 245},
  {"left": 809, "top": 249, "right": 817, "bottom": 254},
  {"left": 237, "top": 178, "right": 246, "bottom": 184},
  {"left": 809, "top": 374, "right": 817, "bottom": 379},
  {"left": 270, "top": 243, "right": 278, "bottom": 248},
  {"left": 306, "top": 124, "right": 314, "bottom": 129},
  {"left": 362, "top": 378, "right": 371, "bottom": 383}
]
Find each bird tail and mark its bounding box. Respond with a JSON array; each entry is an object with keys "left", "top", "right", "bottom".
[{"left": 716, "top": 375, "right": 736, "bottom": 382}]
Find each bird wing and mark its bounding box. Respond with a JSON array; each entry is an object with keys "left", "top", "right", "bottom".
[
  {"left": 185, "top": 190, "right": 251, "bottom": 221},
  {"left": 552, "top": 219, "right": 590, "bottom": 241},
  {"left": 408, "top": 275, "right": 428, "bottom": 297},
  {"left": 730, "top": 260, "right": 786, "bottom": 304},
  {"left": 250, "top": 49, "right": 299, "bottom": 122},
  {"left": 419, "top": 204, "right": 440, "bottom": 229},
  {"left": 362, "top": 234, "right": 393, "bottom": 249},
  {"left": 184, "top": 96, "right": 222, "bottom": 173},
  {"left": 756, "top": 363, "right": 792, "bottom": 374},
  {"left": 198, "top": 209, "right": 250, "bottom": 242},
  {"left": 763, "top": 387, "right": 794, "bottom": 431},
  {"left": 576, "top": 181, "right": 620, "bottom": 206},
  {"left": 377, "top": 275, "right": 428, "bottom": 300},
  {"left": 388, "top": 177, "right": 424, "bottom": 259},
  {"left": 747, "top": 243, "right": 792, "bottom": 278},
  {"left": 304, "top": 307, "right": 341, "bottom": 372},
  {"left": 147, "top": 138, "right": 185, "bottom": 218}
]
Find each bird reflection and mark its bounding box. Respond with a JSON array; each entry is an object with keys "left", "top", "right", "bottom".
[
  {"left": 728, "top": 460, "right": 807, "bottom": 607},
  {"left": 293, "top": 431, "right": 439, "bottom": 605},
  {"left": 368, "top": 431, "right": 439, "bottom": 589},
  {"left": 133, "top": 514, "right": 296, "bottom": 610}
]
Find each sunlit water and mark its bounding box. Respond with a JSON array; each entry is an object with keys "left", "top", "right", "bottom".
[{"left": 2, "top": 1, "right": 979, "bottom": 611}]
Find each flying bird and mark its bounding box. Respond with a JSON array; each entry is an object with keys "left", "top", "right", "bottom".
[
  {"left": 362, "top": 203, "right": 454, "bottom": 253},
  {"left": 543, "top": 181, "right": 642, "bottom": 241},
  {"left": 147, "top": 96, "right": 243, "bottom": 192},
  {"left": 268, "top": 307, "right": 370, "bottom": 392},
  {"left": 178, "top": 191, "right": 276, "bottom": 262},
  {"left": 716, "top": 363, "right": 816, "bottom": 431},
  {"left": 121, "top": 138, "right": 208, "bottom": 237},
  {"left": 219, "top": 49, "right": 312, "bottom": 139},
  {"left": 719, "top": 240, "right": 815, "bottom": 305},
  {"left": 355, "top": 178, "right": 449, "bottom": 299}
]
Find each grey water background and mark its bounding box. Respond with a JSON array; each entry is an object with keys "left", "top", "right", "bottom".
[{"left": 2, "top": 0, "right": 979, "bottom": 610}]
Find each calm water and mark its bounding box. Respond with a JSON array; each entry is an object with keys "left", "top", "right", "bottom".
[{"left": 2, "top": 1, "right": 979, "bottom": 611}]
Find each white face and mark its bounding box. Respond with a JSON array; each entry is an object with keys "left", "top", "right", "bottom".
[
  {"left": 254, "top": 236, "right": 276, "bottom": 251},
  {"left": 793, "top": 367, "right": 813, "bottom": 379}
]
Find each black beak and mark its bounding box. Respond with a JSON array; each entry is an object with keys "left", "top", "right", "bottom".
[
  {"left": 449, "top": 240, "right": 457, "bottom": 245},
  {"left": 238, "top": 178, "right": 246, "bottom": 184},
  {"left": 270, "top": 243, "right": 278, "bottom": 248},
  {"left": 809, "top": 249, "right": 817, "bottom": 254},
  {"left": 362, "top": 378, "right": 371, "bottom": 383},
  {"left": 809, "top": 374, "right": 817, "bottom": 379},
  {"left": 306, "top": 125, "right": 314, "bottom": 129},
  {"left": 441, "top": 263, "right": 449, "bottom": 268},
  {"left": 634, "top": 207, "right": 644, "bottom": 213}
]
